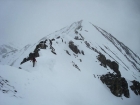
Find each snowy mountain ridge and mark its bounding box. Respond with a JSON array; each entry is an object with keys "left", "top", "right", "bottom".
[{"left": 0, "top": 20, "right": 140, "bottom": 105}]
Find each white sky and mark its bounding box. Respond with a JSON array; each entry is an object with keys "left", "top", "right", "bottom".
[{"left": 0, "top": 0, "right": 140, "bottom": 55}]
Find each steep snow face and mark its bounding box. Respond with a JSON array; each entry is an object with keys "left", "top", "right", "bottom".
[{"left": 0, "top": 20, "right": 140, "bottom": 105}]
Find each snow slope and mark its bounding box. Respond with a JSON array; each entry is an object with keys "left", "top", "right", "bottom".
[{"left": 0, "top": 20, "right": 140, "bottom": 105}]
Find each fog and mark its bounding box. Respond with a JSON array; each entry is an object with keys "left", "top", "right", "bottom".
[{"left": 0, "top": 0, "right": 140, "bottom": 55}]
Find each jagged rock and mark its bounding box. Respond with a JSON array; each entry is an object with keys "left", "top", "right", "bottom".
[
  {"left": 56, "top": 36, "right": 60, "bottom": 39},
  {"left": 91, "top": 47, "right": 100, "bottom": 54},
  {"left": 100, "top": 73, "right": 129, "bottom": 98},
  {"left": 72, "top": 61, "right": 80, "bottom": 71},
  {"left": 97, "top": 54, "right": 106, "bottom": 67},
  {"left": 75, "top": 30, "right": 78, "bottom": 34},
  {"left": 21, "top": 40, "right": 49, "bottom": 64},
  {"left": 106, "top": 59, "right": 112, "bottom": 67},
  {"left": 0, "top": 76, "right": 17, "bottom": 96},
  {"left": 51, "top": 38, "right": 55, "bottom": 41},
  {"left": 69, "top": 41, "right": 80, "bottom": 54},
  {"left": 74, "top": 36, "right": 82, "bottom": 40},
  {"left": 81, "top": 50, "right": 84, "bottom": 55},
  {"left": 61, "top": 38, "right": 63, "bottom": 42},
  {"left": 66, "top": 50, "right": 71, "bottom": 56},
  {"left": 19, "top": 67, "right": 22, "bottom": 69},
  {"left": 44, "top": 39, "right": 48, "bottom": 43},
  {"left": 39, "top": 41, "right": 47, "bottom": 49},
  {"left": 20, "top": 58, "right": 27, "bottom": 65},
  {"left": 34, "top": 45, "right": 40, "bottom": 52},
  {"left": 51, "top": 51, "right": 56, "bottom": 55},
  {"left": 29, "top": 53, "right": 34, "bottom": 59},
  {"left": 130, "top": 80, "right": 140, "bottom": 95},
  {"left": 85, "top": 41, "right": 90, "bottom": 48},
  {"left": 34, "top": 50, "right": 39, "bottom": 57},
  {"left": 97, "top": 54, "right": 121, "bottom": 77},
  {"left": 110, "top": 61, "right": 121, "bottom": 77}
]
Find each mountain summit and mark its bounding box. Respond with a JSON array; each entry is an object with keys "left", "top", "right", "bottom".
[{"left": 0, "top": 20, "right": 140, "bottom": 105}]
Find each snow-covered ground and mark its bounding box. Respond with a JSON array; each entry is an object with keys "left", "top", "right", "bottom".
[{"left": 0, "top": 20, "right": 140, "bottom": 105}]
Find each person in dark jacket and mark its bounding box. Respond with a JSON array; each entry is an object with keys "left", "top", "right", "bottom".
[{"left": 30, "top": 57, "right": 37, "bottom": 67}]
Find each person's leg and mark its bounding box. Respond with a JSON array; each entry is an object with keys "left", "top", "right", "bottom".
[{"left": 33, "top": 62, "right": 35, "bottom": 67}]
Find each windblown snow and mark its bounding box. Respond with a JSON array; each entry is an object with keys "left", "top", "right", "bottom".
[{"left": 0, "top": 20, "right": 140, "bottom": 105}]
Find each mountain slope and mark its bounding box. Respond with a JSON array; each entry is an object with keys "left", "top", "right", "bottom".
[{"left": 0, "top": 20, "right": 140, "bottom": 105}]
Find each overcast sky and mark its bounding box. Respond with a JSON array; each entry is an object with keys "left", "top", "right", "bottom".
[{"left": 0, "top": 0, "right": 140, "bottom": 55}]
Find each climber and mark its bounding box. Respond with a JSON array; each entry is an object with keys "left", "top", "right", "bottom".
[{"left": 30, "top": 57, "right": 37, "bottom": 67}]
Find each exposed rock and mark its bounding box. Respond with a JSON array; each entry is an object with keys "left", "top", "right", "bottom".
[
  {"left": 75, "top": 30, "right": 78, "bottom": 34},
  {"left": 81, "top": 50, "right": 84, "bottom": 55},
  {"left": 100, "top": 73, "right": 129, "bottom": 98},
  {"left": 56, "top": 36, "right": 60, "bottom": 39},
  {"left": 20, "top": 58, "right": 27, "bottom": 65},
  {"left": 85, "top": 41, "right": 91, "bottom": 48},
  {"left": 130, "top": 80, "right": 140, "bottom": 95},
  {"left": 72, "top": 61, "right": 80, "bottom": 71},
  {"left": 65, "top": 50, "right": 71, "bottom": 56},
  {"left": 51, "top": 50, "right": 57, "bottom": 55},
  {"left": 19, "top": 67, "right": 22, "bottom": 69},
  {"left": 97, "top": 54, "right": 106, "bottom": 67},
  {"left": 69, "top": 41, "right": 80, "bottom": 54},
  {"left": 34, "top": 49, "right": 39, "bottom": 57},
  {"left": 110, "top": 61, "right": 121, "bottom": 77},
  {"left": 21, "top": 40, "right": 48, "bottom": 64},
  {"left": 91, "top": 47, "right": 100, "bottom": 54},
  {"left": 97, "top": 54, "right": 121, "bottom": 77},
  {"left": 0, "top": 76, "right": 17, "bottom": 96},
  {"left": 39, "top": 41, "right": 47, "bottom": 49},
  {"left": 74, "top": 36, "right": 82, "bottom": 40}
]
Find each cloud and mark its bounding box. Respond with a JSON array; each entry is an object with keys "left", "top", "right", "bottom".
[{"left": 0, "top": 0, "right": 140, "bottom": 55}]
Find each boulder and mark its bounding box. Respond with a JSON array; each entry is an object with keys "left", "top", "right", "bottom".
[
  {"left": 97, "top": 54, "right": 106, "bottom": 67},
  {"left": 69, "top": 41, "right": 80, "bottom": 54},
  {"left": 100, "top": 73, "right": 129, "bottom": 98},
  {"left": 130, "top": 80, "right": 140, "bottom": 95},
  {"left": 97, "top": 54, "right": 121, "bottom": 77}
]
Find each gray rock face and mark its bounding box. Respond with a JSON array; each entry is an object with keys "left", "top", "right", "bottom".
[
  {"left": 69, "top": 41, "right": 80, "bottom": 54},
  {"left": 97, "top": 54, "right": 121, "bottom": 77},
  {"left": 100, "top": 73, "right": 129, "bottom": 98},
  {"left": 130, "top": 80, "right": 140, "bottom": 95}
]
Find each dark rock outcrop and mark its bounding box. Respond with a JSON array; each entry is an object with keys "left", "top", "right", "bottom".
[
  {"left": 81, "top": 50, "right": 84, "bottom": 55},
  {"left": 85, "top": 41, "right": 91, "bottom": 48},
  {"left": 130, "top": 80, "right": 140, "bottom": 95},
  {"left": 110, "top": 61, "right": 120, "bottom": 77},
  {"left": 97, "top": 54, "right": 121, "bottom": 77},
  {"left": 69, "top": 41, "right": 80, "bottom": 54},
  {"left": 74, "top": 36, "right": 82, "bottom": 40},
  {"left": 20, "top": 58, "right": 27, "bottom": 65},
  {"left": 0, "top": 76, "right": 17, "bottom": 96},
  {"left": 100, "top": 73, "right": 129, "bottom": 98},
  {"left": 97, "top": 54, "right": 106, "bottom": 67},
  {"left": 21, "top": 40, "right": 48, "bottom": 65},
  {"left": 72, "top": 61, "right": 80, "bottom": 71}
]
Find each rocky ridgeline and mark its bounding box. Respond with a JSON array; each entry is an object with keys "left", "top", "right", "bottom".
[
  {"left": 72, "top": 28, "right": 140, "bottom": 98},
  {"left": 100, "top": 73, "right": 129, "bottom": 98},
  {"left": 97, "top": 54, "right": 121, "bottom": 77},
  {"left": 97, "top": 53, "right": 140, "bottom": 98},
  {"left": 20, "top": 40, "right": 47, "bottom": 64},
  {"left": 19, "top": 20, "right": 140, "bottom": 99}
]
